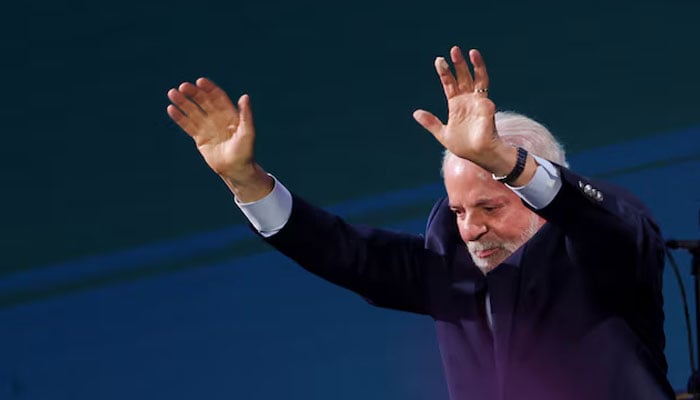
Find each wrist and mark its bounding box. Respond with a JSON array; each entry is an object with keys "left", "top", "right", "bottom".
[
  {"left": 492, "top": 147, "right": 527, "bottom": 184},
  {"left": 221, "top": 162, "right": 256, "bottom": 182},
  {"left": 486, "top": 144, "right": 538, "bottom": 187},
  {"left": 483, "top": 142, "right": 518, "bottom": 177},
  {"left": 508, "top": 155, "right": 537, "bottom": 187},
  {"left": 220, "top": 163, "right": 274, "bottom": 203}
]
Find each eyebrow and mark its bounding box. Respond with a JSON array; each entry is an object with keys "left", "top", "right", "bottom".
[{"left": 450, "top": 196, "right": 509, "bottom": 209}]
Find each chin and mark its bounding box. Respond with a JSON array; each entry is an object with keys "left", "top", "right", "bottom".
[
  {"left": 471, "top": 254, "right": 506, "bottom": 274},
  {"left": 469, "top": 249, "right": 511, "bottom": 274}
]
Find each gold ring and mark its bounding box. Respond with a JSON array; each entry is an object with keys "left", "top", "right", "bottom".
[{"left": 475, "top": 88, "right": 488, "bottom": 93}]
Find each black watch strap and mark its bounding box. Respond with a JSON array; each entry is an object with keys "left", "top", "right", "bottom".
[{"left": 492, "top": 147, "right": 528, "bottom": 185}]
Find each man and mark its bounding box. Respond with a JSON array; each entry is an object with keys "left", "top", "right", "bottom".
[{"left": 167, "top": 46, "right": 674, "bottom": 399}]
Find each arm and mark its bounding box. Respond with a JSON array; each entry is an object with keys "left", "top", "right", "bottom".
[
  {"left": 264, "top": 192, "right": 434, "bottom": 314},
  {"left": 538, "top": 166, "right": 665, "bottom": 281},
  {"left": 540, "top": 165, "right": 667, "bottom": 364},
  {"left": 166, "top": 78, "right": 273, "bottom": 203},
  {"left": 235, "top": 177, "right": 435, "bottom": 313},
  {"left": 167, "top": 78, "right": 436, "bottom": 314}
]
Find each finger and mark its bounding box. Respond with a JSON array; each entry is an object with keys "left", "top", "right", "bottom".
[
  {"left": 195, "top": 77, "right": 219, "bottom": 93},
  {"left": 196, "top": 77, "right": 239, "bottom": 125},
  {"left": 469, "top": 49, "right": 490, "bottom": 93},
  {"left": 179, "top": 82, "right": 211, "bottom": 114},
  {"left": 435, "top": 57, "right": 458, "bottom": 99},
  {"left": 450, "top": 46, "right": 473, "bottom": 92},
  {"left": 237, "top": 94, "right": 255, "bottom": 137},
  {"left": 166, "top": 104, "right": 196, "bottom": 136},
  {"left": 413, "top": 109, "right": 445, "bottom": 144},
  {"left": 167, "top": 88, "right": 204, "bottom": 119}
]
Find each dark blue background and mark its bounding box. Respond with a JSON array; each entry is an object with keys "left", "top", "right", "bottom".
[{"left": 2, "top": 1, "right": 699, "bottom": 398}]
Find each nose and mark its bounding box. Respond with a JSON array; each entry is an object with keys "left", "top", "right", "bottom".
[{"left": 458, "top": 212, "right": 488, "bottom": 242}]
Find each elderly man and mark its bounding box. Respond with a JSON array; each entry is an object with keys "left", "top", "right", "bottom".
[{"left": 167, "top": 47, "right": 674, "bottom": 399}]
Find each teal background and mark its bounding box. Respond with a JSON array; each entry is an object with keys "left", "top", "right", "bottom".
[{"left": 2, "top": 1, "right": 700, "bottom": 398}]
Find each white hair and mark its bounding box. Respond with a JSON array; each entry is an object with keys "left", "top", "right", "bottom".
[{"left": 442, "top": 111, "right": 568, "bottom": 174}]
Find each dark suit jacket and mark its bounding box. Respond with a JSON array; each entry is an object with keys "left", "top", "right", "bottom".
[{"left": 264, "top": 165, "right": 675, "bottom": 400}]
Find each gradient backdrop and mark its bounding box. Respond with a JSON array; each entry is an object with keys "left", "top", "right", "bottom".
[{"left": 2, "top": 1, "right": 700, "bottom": 398}]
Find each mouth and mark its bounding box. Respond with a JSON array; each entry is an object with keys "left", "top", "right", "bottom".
[{"left": 475, "top": 248, "right": 499, "bottom": 258}]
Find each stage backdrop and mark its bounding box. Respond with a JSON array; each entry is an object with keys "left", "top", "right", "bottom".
[{"left": 2, "top": 1, "right": 699, "bottom": 398}]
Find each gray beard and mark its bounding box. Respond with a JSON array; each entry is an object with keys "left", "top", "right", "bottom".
[{"left": 467, "top": 215, "right": 542, "bottom": 274}]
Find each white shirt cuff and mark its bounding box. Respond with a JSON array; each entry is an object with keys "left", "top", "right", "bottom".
[
  {"left": 506, "top": 155, "right": 562, "bottom": 209},
  {"left": 235, "top": 175, "right": 293, "bottom": 237}
]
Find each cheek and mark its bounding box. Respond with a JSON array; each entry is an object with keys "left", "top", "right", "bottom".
[{"left": 489, "top": 213, "right": 524, "bottom": 239}]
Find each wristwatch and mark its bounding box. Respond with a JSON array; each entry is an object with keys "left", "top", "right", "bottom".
[{"left": 492, "top": 146, "right": 528, "bottom": 185}]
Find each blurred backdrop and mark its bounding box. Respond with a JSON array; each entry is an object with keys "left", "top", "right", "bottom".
[{"left": 2, "top": 0, "right": 700, "bottom": 398}]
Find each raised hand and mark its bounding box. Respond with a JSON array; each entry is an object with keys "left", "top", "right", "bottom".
[
  {"left": 413, "top": 47, "right": 513, "bottom": 176},
  {"left": 167, "top": 78, "right": 273, "bottom": 202}
]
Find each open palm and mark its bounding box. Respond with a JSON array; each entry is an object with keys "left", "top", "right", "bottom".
[
  {"left": 413, "top": 47, "right": 500, "bottom": 167},
  {"left": 167, "top": 78, "right": 256, "bottom": 182}
]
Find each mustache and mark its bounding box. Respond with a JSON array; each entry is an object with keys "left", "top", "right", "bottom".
[
  {"left": 466, "top": 217, "right": 542, "bottom": 255},
  {"left": 467, "top": 240, "right": 504, "bottom": 252}
]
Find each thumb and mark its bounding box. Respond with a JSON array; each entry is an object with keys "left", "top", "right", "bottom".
[
  {"left": 238, "top": 94, "right": 255, "bottom": 134},
  {"left": 413, "top": 109, "right": 445, "bottom": 144}
]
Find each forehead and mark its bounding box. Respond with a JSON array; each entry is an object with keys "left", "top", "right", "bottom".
[{"left": 443, "top": 156, "right": 515, "bottom": 205}]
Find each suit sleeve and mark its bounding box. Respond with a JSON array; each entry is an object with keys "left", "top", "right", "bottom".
[
  {"left": 533, "top": 165, "right": 665, "bottom": 293},
  {"left": 262, "top": 194, "right": 437, "bottom": 315}
]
